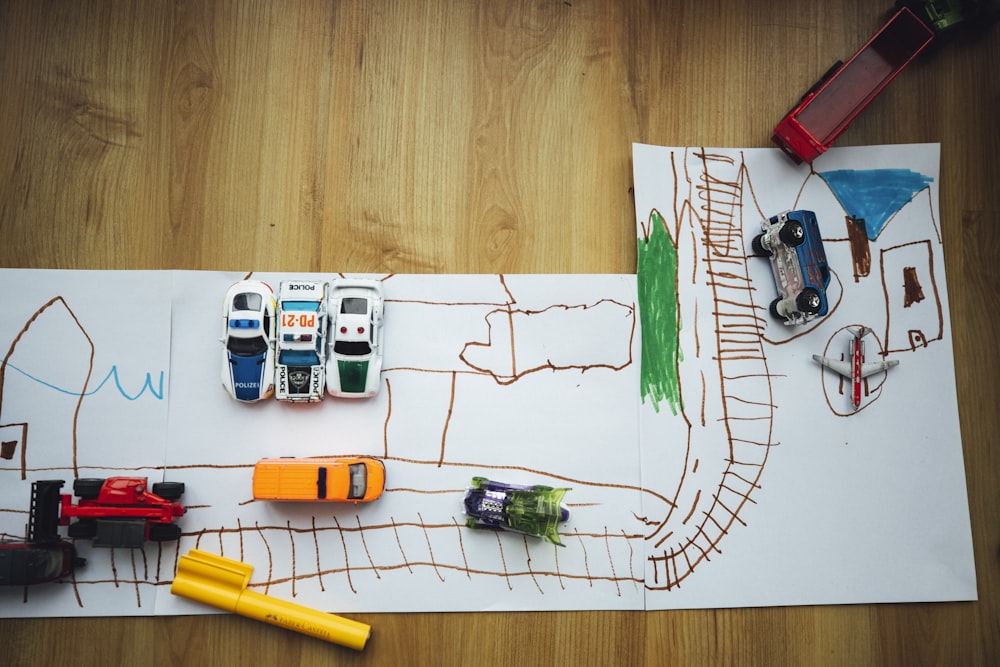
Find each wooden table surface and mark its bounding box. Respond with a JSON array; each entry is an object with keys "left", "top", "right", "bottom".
[{"left": 1, "top": 1, "right": 997, "bottom": 664}]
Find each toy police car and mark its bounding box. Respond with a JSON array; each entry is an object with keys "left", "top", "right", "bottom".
[
  {"left": 750, "top": 210, "right": 831, "bottom": 325},
  {"left": 326, "top": 278, "right": 385, "bottom": 398},
  {"left": 275, "top": 280, "right": 328, "bottom": 402},
  {"left": 221, "top": 280, "right": 276, "bottom": 402}
]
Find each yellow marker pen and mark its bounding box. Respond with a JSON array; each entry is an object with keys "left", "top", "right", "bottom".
[{"left": 170, "top": 548, "right": 371, "bottom": 651}]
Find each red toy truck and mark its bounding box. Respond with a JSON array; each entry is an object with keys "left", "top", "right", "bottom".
[
  {"left": 772, "top": 7, "right": 934, "bottom": 163},
  {"left": 33, "top": 477, "right": 186, "bottom": 549}
]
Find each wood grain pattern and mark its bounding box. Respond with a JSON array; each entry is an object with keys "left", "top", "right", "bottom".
[{"left": 1, "top": 1, "right": 997, "bottom": 664}]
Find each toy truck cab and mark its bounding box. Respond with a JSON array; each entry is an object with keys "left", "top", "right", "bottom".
[{"left": 751, "top": 210, "right": 831, "bottom": 326}]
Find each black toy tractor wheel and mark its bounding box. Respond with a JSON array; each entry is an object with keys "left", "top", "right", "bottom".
[
  {"left": 796, "top": 288, "right": 822, "bottom": 314},
  {"left": 151, "top": 481, "right": 185, "bottom": 501},
  {"left": 148, "top": 523, "right": 182, "bottom": 542},
  {"left": 73, "top": 478, "right": 105, "bottom": 500},
  {"left": 778, "top": 220, "right": 805, "bottom": 246},
  {"left": 67, "top": 520, "right": 97, "bottom": 539},
  {"left": 769, "top": 299, "right": 783, "bottom": 320}
]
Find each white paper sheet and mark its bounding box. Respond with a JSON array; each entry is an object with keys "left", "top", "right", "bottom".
[
  {"left": 632, "top": 143, "right": 975, "bottom": 608},
  {"left": 1, "top": 271, "right": 644, "bottom": 616}
]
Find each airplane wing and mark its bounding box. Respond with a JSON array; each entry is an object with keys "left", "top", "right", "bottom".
[
  {"left": 812, "top": 355, "right": 852, "bottom": 378},
  {"left": 858, "top": 359, "right": 899, "bottom": 378}
]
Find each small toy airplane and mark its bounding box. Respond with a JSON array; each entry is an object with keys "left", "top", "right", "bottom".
[{"left": 813, "top": 326, "right": 898, "bottom": 410}]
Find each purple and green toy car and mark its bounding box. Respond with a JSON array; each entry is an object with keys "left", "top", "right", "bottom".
[{"left": 463, "top": 477, "right": 570, "bottom": 546}]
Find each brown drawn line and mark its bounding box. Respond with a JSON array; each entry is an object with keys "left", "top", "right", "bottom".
[
  {"left": 694, "top": 301, "right": 701, "bottom": 357},
  {"left": 575, "top": 528, "right": 593, "bottom": 588},
  {"left": 722, "top": 395, "right": 777, "bottom": 410},
  {"left": 287, "top": 520, "right": 297, "bottom": 597},
  {"left": 523, "top": 537, "right": 543, "bottom": 594},
  {"left": 682, "top": 489, "right": 702, "bottom": 526},
  {"left": 457, "top": 299, "right": 636, "bottom": 385},
  {"left": 130, "top": 549, "right": 141, "bottom": 608},
  {"left": 203, "top": 520, "right": 644, "bottom": 543},
  {"left": 495, "top": 531, "right": 512, "bottom": 591},
  {"left": 438, "top": 372, "right": 456, "bottom": 467},
  {"left": 699, "top": 371, "right": 707, "bottom": 427},
  {"left": 603, "top": 527, "right": 621, "bottom": 597},
  {"left": 452, "top": 518, "right": 472, "bottom": 580},
  {"left": 417, "top": 512, "right": 445, "bottom": 583},
  {"left": 237, "top": 517, "right": 245, "bottom": 561},
  {"left": 71, "top": 554, "right": 84, "bottom": 607},
  {"left": 110, "top": 549, "right": 120, "bottom": 589},
  {"left": 154, "top": 541, "right": 163, "bottom": 583},
  {"left": 256, "top": 521, "right": 273, "bottom": 596},
  {"left": 713, "top": 492, "right": 750, "bottom": 527},
  {"left": 719, "top": 482, "right": 758, "bottom": 509},
  {"left": 388, "top": 298, "right": 510, "bottom": 308},
  {"left": 381, "top": 455, "right": 676, "bottom": 508},
  {"left": 724, "top": 468, "right": 763, "bottom": 490},
  {"left": 0, "top": 296, "right": 94, "bottom": 479},
  {"left": 383, "top": 378, "right": 392, "bottom": 458},
  {"left": 333, "top": 515, "right": 355, "bottom": 594},
  {"left": 555, "top": 539, "right": 565, "bottom": 590},
  {"left": 680, "top": 543, "right": 695, "bottom": 583},
  {"left": 671, "top": 546, "right": 681, "bottom": 591},
  {"left": 621, "top": 528, "right": 637, "bottom": 592},
  {"left": 497, "top": 274, "right": 516, "bottom": 304},
  {"left": 390, "top": 517, "right": 412, "bottom": 574},
  {"left": 379, "top": 366, "right": 487, "bottom": 376},
  {"left": 388, "top": 487, "right": 466, "bottom": 495},
  {"left": 250, "top": 562, "right": 642, "bottom": 588},
  {"left": 65, "top": 564, "right": 643, "bottom": 589},
  {"left": 355, "top": 515, "right": 379, "bottom": 582}
]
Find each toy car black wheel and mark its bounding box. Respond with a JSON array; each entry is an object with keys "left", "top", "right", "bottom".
[
  {"left": 796, "top": 288, "right": 822, "bottom": 314},
  {"left": 151, "top": 481, "right": 185, "bottom": 501},
  {"left": 750, "top": 234, "right": 771, "bottom": 256},
  {"left": 148, "top": 523, "right": 182, "bottom": 542},
  {"left": 73, "top": 478, "right": 105, "bottom": 500},
  {"left": 778, "top": 220, "right": 805, "bottom": 246},
  {"left": 67, "top": 520, "right": 97, "bottom": 539},
  {"left": 768, "top": 299, "right": 783, "bottom": 320}
]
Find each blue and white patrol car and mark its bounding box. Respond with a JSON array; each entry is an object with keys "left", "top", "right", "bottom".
[
  {"left": 326, "top": 278, "right": 385, "bottom": 398},
  {"left": 221, "top": 280, "right": 276, "bottom": 402},
  {"left": 275, "top": 280, "right": 328, "bottom": 402}
]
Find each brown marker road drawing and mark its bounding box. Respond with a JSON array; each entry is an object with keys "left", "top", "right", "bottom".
[{"left": 642, "top": 149, "right": 778, "bottom": 591}]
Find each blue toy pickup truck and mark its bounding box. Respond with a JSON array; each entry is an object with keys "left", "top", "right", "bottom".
[{"left": 750, "top": 210, "right": 831, "bottom": 325}]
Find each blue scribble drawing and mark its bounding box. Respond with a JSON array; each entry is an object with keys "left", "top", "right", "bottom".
[
  {"left": 3, "top": 363, "right": 165, "bottom": 400},
  {"left": 818, "top": 168, "right": 934, "bottom": 240}
]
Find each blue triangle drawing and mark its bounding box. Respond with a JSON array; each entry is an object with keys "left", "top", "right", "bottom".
[{"left": 818, "top": 168, "right": 934, "bottom": 240}]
